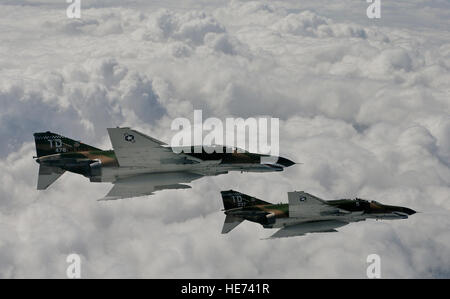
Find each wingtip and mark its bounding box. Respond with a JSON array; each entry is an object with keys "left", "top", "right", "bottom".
[
  {"left": 107, "top": 126, "right": 131, "bottom": 130},
  {"left": 97, "top": 196, "right": 120, "bottom": 201}
]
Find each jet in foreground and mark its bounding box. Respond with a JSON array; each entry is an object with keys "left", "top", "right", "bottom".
[
  {"left": 220, "top": 190, "right": 416, "bottom": 238},
  {"left": 33, "top": 128, "right": 295, "bottom": 200}
]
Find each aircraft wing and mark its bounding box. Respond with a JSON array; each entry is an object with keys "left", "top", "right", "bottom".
[
  {"left": 99, "top": 172, "right": 203, "bottom": 201},
  {"left": 269, "top": 220, "right": 349, "bottom": 238},
  {"left": 288, "top": 191, "right": 338, "bottom": 218},
  {"left": 107, "top": 127, "right": 193, "bottom": 167}
]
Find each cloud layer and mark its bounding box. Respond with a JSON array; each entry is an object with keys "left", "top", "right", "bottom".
[{"left": 0, "top": 0, "right": 449, "bottom": 278}]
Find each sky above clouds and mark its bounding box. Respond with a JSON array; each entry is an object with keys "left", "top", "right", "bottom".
[{"left": 0, "top": 0, "right": 449, "bottom": 278}]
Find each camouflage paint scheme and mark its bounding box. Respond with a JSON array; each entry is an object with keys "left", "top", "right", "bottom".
[
  {"left": 33, "top": 129, "right": 295, "bottom": 199},
  {"left": 220, "top": 190, "right": 416, "bottom": 238},
  {"left": 34, "top": 132, "right": 118, "bottom": 177},
  {"left": 34, "top": 132, "right": 294, "bottom": 177}
]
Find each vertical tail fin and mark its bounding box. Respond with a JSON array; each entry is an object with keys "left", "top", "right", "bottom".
[
  {"left": 34, "top": 131, "right": 101, "bottom": 190},
  {"left": 220, "top": 190, "right": 271, "bottom": 234},
  {"left": 33, "top": 131, "right": 101, "bottom": 157},
  {"left": 220, "top": 190, "right": 270, "bottom": 210}
]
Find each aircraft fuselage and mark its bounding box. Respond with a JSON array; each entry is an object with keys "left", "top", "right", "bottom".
[
  {"left": 225, "top": 199, "right": 416, "bottom": 229},
  {"left": 36, "top": 147, "right": 294, "bottom": 183}
]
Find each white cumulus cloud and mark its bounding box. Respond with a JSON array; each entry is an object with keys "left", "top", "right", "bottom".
[{"left": 0, "top": 0, "right": 449, "bottom": 278}]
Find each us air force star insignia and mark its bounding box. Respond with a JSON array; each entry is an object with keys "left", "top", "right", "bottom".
[
  {"left": 299, "top": 196, "right": 306, "bottom": 202},
  {"left": 124, "top": 133, "right": 135, "bottom": 143}
]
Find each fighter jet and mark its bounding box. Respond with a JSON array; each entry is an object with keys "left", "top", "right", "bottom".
[
  {"left": 220, "top": 190, "right": 416, "bottom": 238},
  {"left": 33, "top": 128, "right": 295, "bottom": 200}
]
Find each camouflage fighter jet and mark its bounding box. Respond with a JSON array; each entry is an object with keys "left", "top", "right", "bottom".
[
  {"left": 220, "top": 190, "right": 416, "bottom": 238},
  {"left": 33, "top": 128, "right": 295, "bottom": 200}
]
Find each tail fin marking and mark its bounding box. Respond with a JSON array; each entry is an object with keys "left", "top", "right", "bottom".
[
  {"left": 220, "top": 190, "right": 270, "bottom": 210},
  {"left": 33, "top": 131, "right": 101, "bottom": 157}
]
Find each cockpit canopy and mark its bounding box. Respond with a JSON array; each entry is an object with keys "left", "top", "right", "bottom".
[
  {"left": 355, "top": 197, "right": 369, "bottom": 203},
  {"left": 174, "top": 145, "right": 250, "bottom": 154}
]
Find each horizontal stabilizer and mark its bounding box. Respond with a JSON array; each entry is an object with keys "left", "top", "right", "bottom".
[
  {"left": 222, "top": 215, "right": 244, "bottom": 234},
  {"left": 37, "top": 165, "right": 65, "bottom": 190}
]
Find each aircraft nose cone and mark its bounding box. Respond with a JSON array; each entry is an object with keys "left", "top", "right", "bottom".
[
  {"left": 404, "top": 208, "right": 416, "bottom": 215},
  {"left": 277, "top": 157, "right": 295, "bottom": 167}
]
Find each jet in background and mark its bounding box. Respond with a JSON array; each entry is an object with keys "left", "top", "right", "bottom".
[
  {"left": 220, "top": 190, "right": 416, "bottom": 238},
  {"left": 34, "top": 128, "right": 295, "bottom": 200}
]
